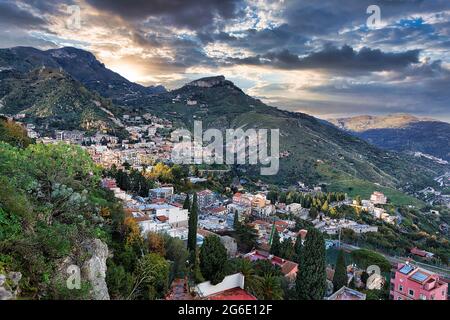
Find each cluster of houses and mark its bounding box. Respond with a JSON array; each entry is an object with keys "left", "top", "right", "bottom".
[
  {"left": 34, "top": 113, "right": 175, "bottom": 171},
  {"left": 352, "top": 191, "right": 397, "bottom": 225},
  {"left": 313, "top": 218, "right": 379, "bottom": 235}
]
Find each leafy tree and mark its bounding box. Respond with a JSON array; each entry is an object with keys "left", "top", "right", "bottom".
[
  {"left": 235, "top": 222, "right": 258, "bottom": 252},
  {"left": 270, "top": 230, "right": 281, "bottom": 256},
  {"left": 295, "top": 228, "right": 327, "bottom": 300},
  {"left": 145, "top": 162, "right": 173, "bottom": 182},
  {"left": 333, "top": 250, "right": 348, "bottom": 292},
  {"left": 106, "top": 261, "right": 134, "bottom": 299},
  {"left": 163, "top": 234, "right": 189, "bottom": 279},
  {"left": 129, "top": 253, "right": 170, "bottom": 300},
  {"left": 187, "top": 193, "right": 198, "bottom": 252},
  {"left": 267, "top": 190, "right": 278, "bottom": 204},
  {"left": 0, "top": 118, "right": 32, "bottom": 148},
  {"left": 351, "top": 249, "right": 391, "bottom": 272},
  {"left": 309, "top": 207, "right": 318, "bottom": 220},
  {"left": 199, "top": 235, "right": 227, "bottom": 285},
  {"left": 253, "top": 259, "right": 282, "bottom": 277},
  {"left": 321, "top": 200, "right": 329, "bottom": 213},
  {"left": 124, "top": 216, "right": 143, "bottom": 248},
  {"left": 147, "top": 232, "right": 165, "bottom": 256}
]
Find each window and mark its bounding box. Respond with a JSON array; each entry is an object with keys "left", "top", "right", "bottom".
[
  {"left": 398, "top": 285, "right": 403, "bottom": 292},
  {"left": 397, "top": 296, "right": 402, "bottom": 300},
  {"left": 419, "top": 294, "right": 426, "bottom": 300},
  {"left": 408, "top": 289, "right": 415, "bottom": 297}
]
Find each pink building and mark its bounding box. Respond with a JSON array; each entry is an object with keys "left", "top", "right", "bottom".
[{"left": 390, "top": 263, "right": 448, "bottom": 300}]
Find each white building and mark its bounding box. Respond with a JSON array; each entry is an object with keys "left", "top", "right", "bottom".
[
  {"left": 370, "top": 192, "right": 387, "bottom": 204},
  {"left": 148, "top": 204, "right": 189, "bottom": 227},
  {"left": 149, "top": 186, "right": 174, "bottom": 200}
]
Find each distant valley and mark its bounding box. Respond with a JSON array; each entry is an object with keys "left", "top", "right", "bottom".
[{"left": 330, "top": 114, "right": 450, "bottom": 162}]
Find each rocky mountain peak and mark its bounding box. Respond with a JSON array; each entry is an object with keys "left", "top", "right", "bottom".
[{"left": 186, "top": 75, "right": 228, "bottom": 88}]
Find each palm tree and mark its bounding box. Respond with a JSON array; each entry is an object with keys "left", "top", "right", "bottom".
[
  {"left": 255, "top": 274, "right": 284, "bottom": 300},
  {"left": 236, "top": 259, "right": 260, "bottom": 296}
]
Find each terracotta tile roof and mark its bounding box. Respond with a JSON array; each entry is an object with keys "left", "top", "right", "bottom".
[
  {"left": 281, "top": 261, "right": 298, "bottom": 276},
  {"left": 197, "top": 228, "right": 216, "bottom": 237},
  {"left": 410, "top": 247, "right": 428, "bottom": 257},
  {"left": 157, "top": 215, "right": 169, "bottom": 222},
  {"left": 207, "top": 288, "right": 257, "bottom": 300}
]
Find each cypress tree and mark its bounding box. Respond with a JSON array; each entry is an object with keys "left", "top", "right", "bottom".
[
  {"left": 183, "top": 193, "right": 191, "bottom": 210},
  {"left": 333, "top": 250, "right": 348, "bottom": 292},
  {"left": 199, "top": 236, "right": 227, "bottom": 285},
  {"left": 293, "top": 235, "right": 303, "bottom": 263},
  {"left": 233, "top": 211, "right": 240, "bottom": 229},
  {"left": 279, "top": 238, "right": 294, "bottom": 260},
  {"left": 295, "top": 228, "right": 327, "bottom": 300},
  {"left": 270, "top": 231, "right": 281, "bottom": 256},
  {"left": 187, "top": 193, "right": 198, "bottom": 252}
]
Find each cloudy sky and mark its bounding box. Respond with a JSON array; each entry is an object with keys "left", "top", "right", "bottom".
[{"left": 1, "top": 0, "right": 450, "bottom": 121}]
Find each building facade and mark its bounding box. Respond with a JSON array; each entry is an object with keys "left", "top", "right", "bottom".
[{"left": 390, "top": 263, "right": 448, "bottom": 300}]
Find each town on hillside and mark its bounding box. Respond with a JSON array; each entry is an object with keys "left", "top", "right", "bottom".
[{"left": 2, "top": 113, "right": 447, "bottom": 301}]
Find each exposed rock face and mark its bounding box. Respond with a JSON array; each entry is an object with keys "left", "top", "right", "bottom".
[
  {"left": 81, "top": 238, "right": 110, "bottom": 300},
  {"left": 57, "top": 238, "right": 110, "bottom": 300},
  {"left": 0, "top": 272, "right": 22, "bottom": 300},
  {"left": 187, "top": 75, "right": 226, "bottom": 88}
]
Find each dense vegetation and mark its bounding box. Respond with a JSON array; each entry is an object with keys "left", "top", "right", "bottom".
[{"left": 0, "top": 141, "right": 118, "bottom": 298}]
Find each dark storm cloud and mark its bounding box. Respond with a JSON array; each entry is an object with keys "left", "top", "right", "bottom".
[
  {"left": 229, "top": 45, "right": 420, "bottom": 72},
  {"left": 200, "top": 24, "right": 310, "bottom": 55},
  {"left": 300, "top": 60, "right": 450, "bottom": 118},
  {"left": 1, "top": 0, "right": 450, "bottom": 120},
  {"left": 0, "top": 0, "right": 47, "bottom": 28},
  {"left": 85, "top": 0, "right": 245, "bottom": 30},
  {"left": 282, "top": 0, "right": 450, "bottom": 36}
]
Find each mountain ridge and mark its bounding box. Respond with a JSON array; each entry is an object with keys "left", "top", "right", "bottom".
[
  {"left": 0, "top": 46, "right": 446, "bottom": 192},
  {"left": 329, "top": 114, "right": 439, "bottom": 132},
  {"left": 329, "top": 114, "right": 450, "bottom": 161},
  {"left": 0, "top": 46, "right": 166, "bottom": 102}
]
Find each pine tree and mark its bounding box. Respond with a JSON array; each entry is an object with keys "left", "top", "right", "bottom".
[
  {"left": 295, "top": 228, "right": 327, "bottom": 300},
  {"left": 333, "top": 249, "right": 348, "bottom": 292},
  {"left": 187, "top": 193, "right": 198, "bottom": 252},
  {"left": 270, "top": 230, "right": 281, "bottom": 256}
]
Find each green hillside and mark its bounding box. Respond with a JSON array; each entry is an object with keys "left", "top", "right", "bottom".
[
  {"left": 137, "top": 76, "right": 446, "bottom": 191},
  {"left": 0, "top": 67, "right": 125, "bottom": 135}
]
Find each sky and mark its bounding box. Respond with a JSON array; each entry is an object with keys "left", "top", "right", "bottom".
[{"left": 1, "top": 0, "right": 450, "bottom": 121}]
